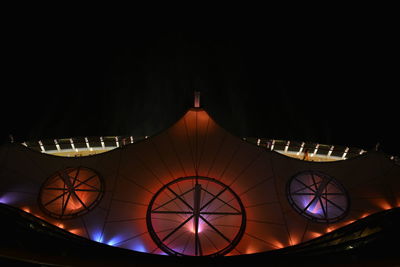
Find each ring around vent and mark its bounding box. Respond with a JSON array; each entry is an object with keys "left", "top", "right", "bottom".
[
  {"left": 147, "top": 176, "right": 246, "bottom": 256},
  {"left": 287, "top": 170, "right": 349, "bottom": 223},
  {"left": 38, "top": 167, "right": 104, "bottom": 220}
]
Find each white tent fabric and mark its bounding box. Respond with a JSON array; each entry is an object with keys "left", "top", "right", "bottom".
[{"left": 0, "top": 108, "right": 399, "bottom": 255}]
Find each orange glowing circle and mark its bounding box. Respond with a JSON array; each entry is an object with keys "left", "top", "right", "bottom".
[{"left": 38, "top": 167, "right": 104, "bottom": 220}]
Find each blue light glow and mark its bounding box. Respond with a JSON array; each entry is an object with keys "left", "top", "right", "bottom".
[
  {"left": 92, "top": 230, "right": 104, "bottom": 243},
  {"left": 106, "top": 236, "right": 124, "bottom": 246},
  {"left": 131, "top": 241, "right": 147, "bottom": 253}
]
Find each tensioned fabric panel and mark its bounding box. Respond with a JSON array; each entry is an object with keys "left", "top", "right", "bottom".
[{"left": 0, "top": 108, "right": 399, "bottom": 255}]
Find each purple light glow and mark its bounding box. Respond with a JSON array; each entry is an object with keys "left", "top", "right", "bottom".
[
  {"left": 0, "top": 193, "right": 16, "bottom": 204},
  {"left": 130, "top": 241, "right": 147, "bottom": 253}
]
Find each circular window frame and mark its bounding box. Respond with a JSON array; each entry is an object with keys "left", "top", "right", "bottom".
[
  {"left": 38, "top": 166, "right": 104, "bottom": 220},
  {"left": 286, "top": 170, "right": 350, "bottom": 223},
  {"left": 146, "top": 176, "right": 246, "bottom": 256}
]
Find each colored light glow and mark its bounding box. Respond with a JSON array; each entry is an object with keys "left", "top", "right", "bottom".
[
  {"left": 22, "top": 207, "right": 30, "bottom": 213},
  {"left": 106, "top": 236, "right": 124, "bottom": 246},
  {"left": 131, "top": 241, "right": 147, "bottom": 253},
  {"left": 92, "top": 230, "right": 104, "bottom": 243},
  {"left": 309, "top": 231, "right": 322, "bottom": 238},
  {"left": 57, "top": 223, "right": 64, "bottom": 229},
  {"left": 0, "top": 194, "right": 14, "bottom": 204},
  {"left": 326, "top": 226, "right": 336, "bottom": 233},
  {"left": 375, "top": 199, "right": 392, "bottom": 210},
  {"left": 188, "top": 218, "right": 204, "bottom": 233},
  {"left": 69, "top": 229, "right": 80, "bottom": 235}
]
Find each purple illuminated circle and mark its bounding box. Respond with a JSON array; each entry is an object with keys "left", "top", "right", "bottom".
[{"left": 286, "top": 171, "right": 349, "bottom": 223}]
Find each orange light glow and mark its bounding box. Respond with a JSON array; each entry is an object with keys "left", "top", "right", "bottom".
[
  {"left": 272, "top": 241, "right": 284, "bottom": 249},
  {"left": 69, "top": 228, "right": 80, "bottom": 235},
  {"left": 326, "top": 227, "right": 336, "bottom": 233},
  {"left": 360, "top": 213, "right": 369, "bottom": 219},
  {"left": 22, "top": 207, "right": 30, "bottom": 213},
  {"left": 309, "top": 231, "right": 322, "bottom": 238},
  {"left": 375, "top": 199, "right": 392, "bottom": 210},
  {"left": 289, "top": 236, "right": 300, "bottom": 246},
  {"left": 57, "top": 223, "right": 64, "bottom": 229}
]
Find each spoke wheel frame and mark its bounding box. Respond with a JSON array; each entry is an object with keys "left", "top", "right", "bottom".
[
  {"left": 38, "top": 166, "right": 104, "bottom": 220},
  {"left": 146, "top": 176, "right": 246, "bottom": 257},
  {"left": 286, "top": 170, "right": 350, "bottom": 223}
]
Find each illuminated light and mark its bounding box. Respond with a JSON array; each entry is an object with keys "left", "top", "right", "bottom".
[
  {"left": 297, "top": 142, "right": 305, "bottom": 155},
  {"left": 311, "top": 144, "right": 319, "bottom": 157},
  {"left": 327, "top": 145, "right": 334, "bottom": 158},
  {"left": 130, "top": 136, "right": 134, "bottom": 143},
  {"left": 145, "top": 136, "right": 148, "bottom": 139},
  {"left": 85, "top": 137, "right": 92, "bottom": 151},
  {"left": 115, "top": 136, "right": 119, "bottom": 147},
  {"left": 54, "top": 139, "right": 61, "bottom": 152},
  {"left": 22, "top": 142, "right": 27, "bottom": 147},
  {"left": 70, "top": 138, "right": 78, "bottom": 152},
  {"left": 284, "top": 141, "right": 290, "bottom": 153},
  {"left": 194, "top": 91, "right": 201, "bottom": 108},
  {"left": 359, "top": 149, "right": 366, "bottom": 155},
  {"left": 106, "top": 236, "right": 124, "bottom": 246},
  {"left": 38, "top": 140, "right": 46, "bottom": 152},
  {"left": 360, "top": 213, "right": 369, "bottom": 218},
  {"left": 92, "top": 231, "right": 104, "bottom": 243},
  {"left": 289, "top": 236, "right": 300, "bottom": 246},
  {"left": 375, "top": 199, "right": 392, "bottom": 210},
  {"left": 0, "top": 194, "right": 14, "bottom": 204},
  {"left": 57, "top": 223, "right": 64, "bottom": 229},
  {"left": 245, "top": 246, "right": 256, "bottom": 254},
  {"left": 131, "top": 241, "right": 147, "bottom": 253},
  {"left": 69, "top": 229, "right": 80, "bottom": 235},
  {"left": 342, "top": 147, "right": 349, "bottom": 159},
  {"left": 326, "top": 227, "right": 336, "bottom": 233},
  {"left": 22, "top": 207, "right": 30, "bottom": 213},
  {"left": 309, "top": 231, "right": 322, "bottom": 238},
  {"left": 257, "top": 138, "right": 261, "bottom": 146},
  {"left": 188, "top": 218, "right": 204, "bottom": 233},
  {"left": 271, "top": 140, "right": 275, "bottom": 151},
  {"left": 100, "top": 136, "right": 105, "bottom": 149},
  {"left": 273, "top": 241, "right": 284, "bottom": 249}
]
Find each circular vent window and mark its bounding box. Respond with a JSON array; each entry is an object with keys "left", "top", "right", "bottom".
[
  {"left": 147, "top": 176, "right": 246, "bottom": 256},
  {"left": 287, "top": 170, "right": 349, "bottom": 223},
  {"left": 38, "top": 167, "right": 104, "bottom": 220}
]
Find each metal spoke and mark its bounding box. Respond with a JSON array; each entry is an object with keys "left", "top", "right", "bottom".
[
  {"left": 320, "top": 196, "right": 345, "bottom": 212},
  {"left": 292, "top": 192, "right": 344, "bottom": 196},
  {"left": 162, "top": 215, "right": 193, "bottom": 242},
  {"left": 74, "top": 174, "right": 99, "bottom": 190},
  {"left": 44, "top": 191, "right": 68, "bottom": 206},
  {"left": 73, "top": 189, "right": 101, "bottom": 192},
  {"left": 71, "top": 192, "right": 87, "bottom": 210},
  {"left": 199, "top": 215, "right": 231, "bottom": 243},
  {"left": 61, "top": 192, "right": 72, "bottom": 217},
  {"left": 294, "top": 178, "right": 316, "bottom": 193},
  {"left": 167, "top": 186, "right": 193, "bottom": 211},
  {"left": 152, "top": 187, "right": 194, "bottom": 211},
  {"left": 201, "top": 211, "right": 242, "bottom": 215},
  {"left": 152, "top": 211, "right": 193, "bottom": 214},
  {"left": 201, "top": 187, "right": 241, "bottom": 213},
  {"left": 300, "top": 195, "right": 318, "bottom": 215},
  {"left": 200, "top": 187, "right": 228, "bottom": 211}
]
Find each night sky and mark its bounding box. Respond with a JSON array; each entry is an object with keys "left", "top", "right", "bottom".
[{"left": 2, "top": 27, "right": 399, "bottom": 155}]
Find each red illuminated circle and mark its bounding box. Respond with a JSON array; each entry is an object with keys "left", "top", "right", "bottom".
[
  {"left": 147, "top": 176, "right": 246, "bottom": 256},
  {"left": 38, "top": 167, "right": 104, "bottom": 220},
  {"left": 287, "top": 170, "right": 349, "bottom": 223}
]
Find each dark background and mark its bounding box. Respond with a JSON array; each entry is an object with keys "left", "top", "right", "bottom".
[{"left": 2, "top": 23, "right": 399, "bottom": 155}]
